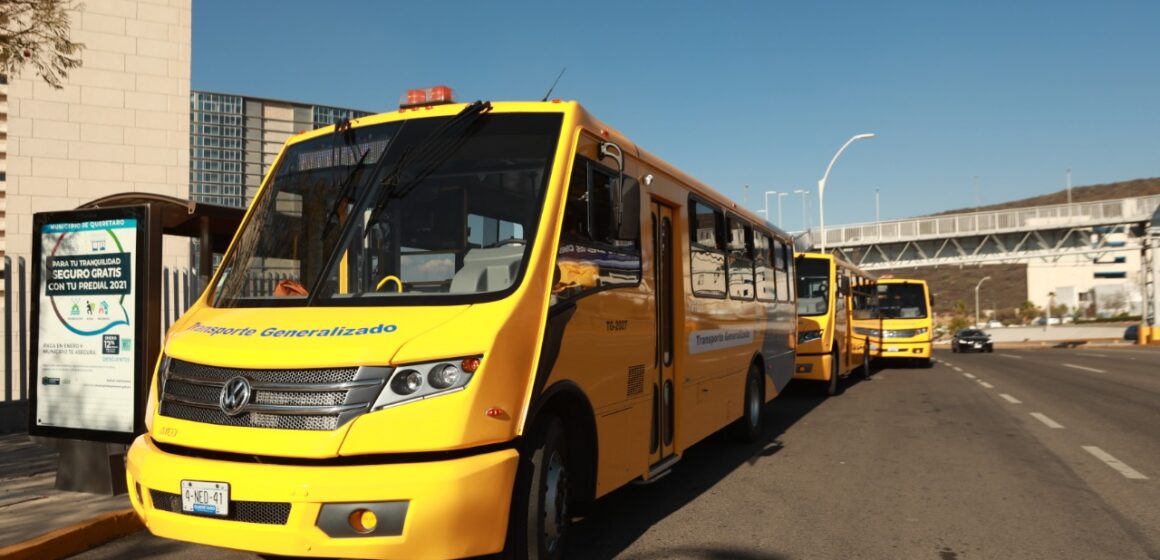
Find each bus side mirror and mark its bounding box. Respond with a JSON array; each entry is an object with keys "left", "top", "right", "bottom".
[
  {"left": 616, "top": 176, "right": 640, "bottom": 240},
  {"left": 600, "top": 141, "right": 639, "bottom": 241}
]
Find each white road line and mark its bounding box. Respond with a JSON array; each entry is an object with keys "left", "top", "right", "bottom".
[
  {"left": 999, "top": 393, "right": 1022, "bottom": 404},
  {"left": 1000, "top": 354, "right": 1023, "bottom": 359},
  {"left": 1030, "top": 412, "right": 1064, "bottom": 429},
  {"left": 1085, "top": 353, "right": 1108, "bottom": 358},
  {"left": 1082, "top": 446, "right": 1148, "bottom": 480},
  {"left": 978, "top": 381, "right": 995, "bottom": 389},
  {"left": 963, "top": 372, "right": 977, "bottom": 379},
  {"left": 953, "top": 366, "right": 963, "bottom": 372},
  {"left": 1063, "top": 363, "right": 1106, "bottom": 374}
]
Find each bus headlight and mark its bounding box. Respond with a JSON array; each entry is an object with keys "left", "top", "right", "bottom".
[
  {"left": 428, "top": 364, "right": 461, "bottom": 389},
  {"left": 798, "top": 330, "right": 822, "bottom": 344},
  {"left": 390, "top": 369, "right": 423, "bottom": 395},
  {"left": 372, "top": 356, "right": 481, "bottom": 410},
  {"left": 854, "top": 327, "right": 880, "bottom": 337}
]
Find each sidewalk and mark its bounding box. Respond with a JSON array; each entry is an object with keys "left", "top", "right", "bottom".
[{"left": 0, "top": 433, "right": 142, "bottom": 560}]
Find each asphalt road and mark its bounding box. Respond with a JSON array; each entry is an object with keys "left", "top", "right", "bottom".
[{"left": 70, "top": 346, "right": 1160, "bottom": 560}]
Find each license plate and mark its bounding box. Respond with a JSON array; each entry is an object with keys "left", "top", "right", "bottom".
[
  {"left": 886, "top": 346, "right": 899, "bottom": 352},
  {"left": 974, "top": 343, "right": 982, "bottom": 348},
  {"left": 181, "top": 480, "right": 230, "bottom": 516}
]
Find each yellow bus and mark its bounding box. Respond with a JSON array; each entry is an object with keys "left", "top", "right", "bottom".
[
  {"left": 793, "top": 253, "right": 875, "bottom": 395},
  {"left": 125, "top": 89, "right": 798, "bottom": 559},
  {"left": 855, "top": 277, "right": 934, "bottom": 367}
]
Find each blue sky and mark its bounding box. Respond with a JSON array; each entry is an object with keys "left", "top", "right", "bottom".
[{"left": 193, "top": 1, "right": 1160, "bottom": 230}]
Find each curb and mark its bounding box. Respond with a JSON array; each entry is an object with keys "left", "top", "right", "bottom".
[{"left": 0, "top": 509, "right": 143, "bottom": 560}]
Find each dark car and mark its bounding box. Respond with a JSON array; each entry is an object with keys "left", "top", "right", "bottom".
[
  {"left": 1124, "top": 325, "right": 1138, "bottom": 342},
  {"left": 952, "top": 329, "right": 993, "bottom": 353}
]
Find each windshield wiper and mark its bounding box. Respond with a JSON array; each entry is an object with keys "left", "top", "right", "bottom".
[
  {"left": 319, "top": 120, "right": 374, "bottom": 241},
  {"left": 361, "top": 101, "right": 492, "bottom": 235},
  {"left": 305, "top": 101, "right": 492, "bottom": 305}
]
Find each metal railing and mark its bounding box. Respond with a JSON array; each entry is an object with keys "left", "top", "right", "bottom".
[{"left": 816, "top": 194, "right": 1160, "bottom": 248}]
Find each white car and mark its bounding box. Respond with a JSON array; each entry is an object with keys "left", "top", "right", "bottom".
[{"left": 985, "top": 320, "right": 1003, "bottom": 328}]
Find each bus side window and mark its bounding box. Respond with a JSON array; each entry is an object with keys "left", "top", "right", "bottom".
[
  {"left": 773, "top": 239, "right": 790, "bottom": 301},
  {"left": 689, "top": 197, "right": 726, "bottom": 298},
  {"left": 554, "top": 155, "right": 641, "bottom": 301},
  {"left": 562, "top": 157, "right": 590, "bottom": 239},
  {"left": 754, "top": 233, "right": 775, "bottom": 302},
  {"left": 726, "top": 217, "right": 754, "bottom": 300}
]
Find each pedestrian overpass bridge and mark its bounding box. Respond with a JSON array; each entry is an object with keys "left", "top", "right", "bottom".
[{"left": 811, "top": 194, "right": 1160, "bottom": 270}]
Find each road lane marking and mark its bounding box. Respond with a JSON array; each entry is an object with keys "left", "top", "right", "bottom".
[
  {"left": 999, "top": 393, "right": 1021, "bottom": 404},
  {"left": 963, "top": 372, "right": 976, "bottom": 379},
  {"left": 1000, "top": 354, "right": 1023, "bottom": 359},
  {"left": 1030, "top": 412, "right": 1064, "bottom": 429},
  {"left": 1063, "top": 363, "right": 1106, "bottom": 374},
  {"left": 1085, "top": 353, "right": 1108, "bottom": 358},
  {"left": 953, "top": 366, "right": 963, "bottom": 372},
  {"left": 1082, "top": 446, "right": 1148, "bottom": 480},
  {"left": 978, "top": 381, "right": 994, "bottom": 389}
]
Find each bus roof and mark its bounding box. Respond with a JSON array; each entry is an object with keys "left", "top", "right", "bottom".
[
  {"left": 285, "top": 99, "right": 792, "bottom": 241},
  {"left": 795, "top": 251, "right": 874, "bottom": 279}
]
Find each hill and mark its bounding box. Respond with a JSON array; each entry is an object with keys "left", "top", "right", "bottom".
[{"left": 934, "top": 177, "right": 1160, "bottom": 216}]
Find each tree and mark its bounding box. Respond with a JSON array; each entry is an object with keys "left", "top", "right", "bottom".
[
  {"left": 0, "top": 0, "right": 84, "bottom": 89},
  {"left": 1017, "top": 300, "right": 1039, "bottom": 325}
]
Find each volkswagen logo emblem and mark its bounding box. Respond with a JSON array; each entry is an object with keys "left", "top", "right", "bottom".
[{"left": 219, "top": 376, "right": 252, "bottom": 416}]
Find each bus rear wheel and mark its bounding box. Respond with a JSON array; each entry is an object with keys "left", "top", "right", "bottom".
[
  {"left": 509, "top": 416, "right": 571, "bottom": 560},
  {"left": 732, "top": 364, "right": 763, "bottom": 443}
]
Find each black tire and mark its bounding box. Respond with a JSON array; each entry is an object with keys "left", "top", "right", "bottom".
[
  {"left": 952, "top": 344, "right": 958, "bottom": 353},
  {"left": 508, "top": 416, "right": 571, "bottom": 560},
  {"left": 733, "top": 364, "right": 763, "bottom": 442},
  {"left": 861, "top": 344, "right": 872, "bottom": 380},
  {"left": 826, "top": 349, "right": 842, "bottom": 396}
]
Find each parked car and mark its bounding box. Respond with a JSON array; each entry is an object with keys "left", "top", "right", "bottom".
[
  {"left": 952, "top": 329, "right": 993, "bottom": 353},
  {"left": 1124, "top": 324, "right": 1138, "bottom": 342},
  {"left": 1034, "top": 317, "right": 1061, "bottom": 326},
  {"left": 985, "top": 320, "right": 1003, "bottom": 328}
]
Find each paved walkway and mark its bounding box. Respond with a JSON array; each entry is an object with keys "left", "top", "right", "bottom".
[{"left": 0, "top": 433, "right": 142, "bottom": 559}]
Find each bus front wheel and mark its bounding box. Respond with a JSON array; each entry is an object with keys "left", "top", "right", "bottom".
[
  {"left": 826, "top": 349, "right": 842, "bottom": 396},
  {"left": 509, "top": 416, "right": 571, "bottom": 560}
]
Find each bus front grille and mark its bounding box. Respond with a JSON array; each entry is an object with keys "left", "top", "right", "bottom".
[
  {"left": 149, "top": 490, "right": 291, "bottom": 525},
  {"left": 157, "top": 359, "right": 391, "bottom": 431}
]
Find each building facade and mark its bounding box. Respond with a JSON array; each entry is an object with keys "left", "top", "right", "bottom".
[
  {"left": 189, "top": 91, "right": 372, "bottom": 208},
  {"left": 1, "top": 0, "right": 193, "bottom": 402}
]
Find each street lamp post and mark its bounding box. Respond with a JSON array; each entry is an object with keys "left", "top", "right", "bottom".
[
  {"left": 975, "top": 276, "right": 992, "bottom": 328},
  {"left": 776, "top": 192, "right": 788, "bottom": 225},
  {"left": 794, "top": 189, "right": 808, "bottom": 232},
  {"left": 763, "top": 190, "right": 777, "bottom": 222},
  {"left": 818, "top": 133, "right": 875, "bottom": 252}
]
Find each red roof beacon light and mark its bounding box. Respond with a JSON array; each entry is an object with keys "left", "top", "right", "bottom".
[{"left": 399, "top": 85, "right": 456, "bottom": 110}]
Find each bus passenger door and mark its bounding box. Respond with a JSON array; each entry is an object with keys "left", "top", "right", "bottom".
[{"left": 650, "top": 201, "right": 677, "bottom": 465}]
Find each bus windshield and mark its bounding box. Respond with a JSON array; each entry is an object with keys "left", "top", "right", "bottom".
[
  {"left": 210, "top": 111, "right": 563, "bottom": 308},
  {"left": 796, "top": 257, "right": 829, "bottom": 316},
  {"left": 873, "top": 283, "right": 928, "bottom": 319}
]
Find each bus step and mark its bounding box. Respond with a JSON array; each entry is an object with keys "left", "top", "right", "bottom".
[{"left": 635, "top": 455, "right": 681, "bottom": 485}]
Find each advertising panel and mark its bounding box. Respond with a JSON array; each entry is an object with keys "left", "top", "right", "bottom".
[{"left": 29, "top": 206, "right": 150, "bottom": 443}]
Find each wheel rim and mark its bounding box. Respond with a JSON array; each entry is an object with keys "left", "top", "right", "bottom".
[{"left": 542, "top": 450, "right": 568, "bottom": 552}]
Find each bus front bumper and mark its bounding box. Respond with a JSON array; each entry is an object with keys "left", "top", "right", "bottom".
[
  {"left": 126, "top": 434, "right": 519, "bottom": 560},
  {"left": 870, "top": 341, "right": 931, "bottom": 359},
  {"left": 793, "top": 353, "right": 832, "bottom": 382}
]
